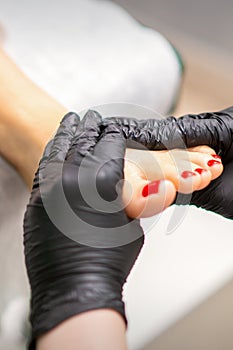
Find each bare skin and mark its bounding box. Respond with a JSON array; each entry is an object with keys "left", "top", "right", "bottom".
[
  {"left": 0, "top": 49, "right": 68, "bottom": 185},
  {"left": 37, "top": 310, "right": 127, "bottom": 350}
]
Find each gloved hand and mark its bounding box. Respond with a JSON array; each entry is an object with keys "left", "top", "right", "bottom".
[
  {"left": 23, "top": 110, "right": 144, "bottom": 350},
  {"left": 103, "top": 106, "right": 233, "bottom": 162},
  {"left": 103, "top": 107, "right": 233, "bottom": 159},
  {"left": 175, "top": 106, "right": 233, "bottom": 163},
  {"left": 103, "top": 107, "right": 233, "bottom": 219}
]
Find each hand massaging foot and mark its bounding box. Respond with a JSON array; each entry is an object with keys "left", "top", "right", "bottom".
[{"left": 0, "top": 49, "right": 223, "bottom": 220}]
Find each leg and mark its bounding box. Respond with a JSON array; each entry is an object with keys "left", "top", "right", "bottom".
[{"left": 0, "top": 49, "right": 67, "bottom": 186}]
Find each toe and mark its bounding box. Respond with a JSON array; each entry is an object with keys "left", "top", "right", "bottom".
[
  {"left": 123, "top": 178, "right": 176, "bottom": 218},
  {"left": 178, "top": 164, "right": 212, "bottom": 193},
  {"left": 187, "top": 152, "right": 223, "bottom": 180}
]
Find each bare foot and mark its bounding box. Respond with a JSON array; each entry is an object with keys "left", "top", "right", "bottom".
[{"left": 123, "top": 145, "right": 223, "bottom": 218}]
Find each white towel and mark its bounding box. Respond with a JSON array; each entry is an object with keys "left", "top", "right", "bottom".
[{"left": 0, "top": 0, "right": 183, "bottom": 115}]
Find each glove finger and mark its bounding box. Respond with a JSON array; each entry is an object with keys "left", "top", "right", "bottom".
[
  {"left": 191, "top": 161, "right": 233, "bottom": 219},
  {"left": 47, "top": 112, "right": 80, "bottom": 164},
  {"left": 177, "top": 107, "right": 233, "bottom": 158},
  {"left": 93, "top": 125, "right": 127, "bottom": 202},
  {"left": 93, "top": 123, "right": 126, "bottom": 161},
  {"left": 103, "top": 116, "right": 186, "bottom": 150},
  {"left": 66, "top": 109, "right": 102, "bottom": 163}
]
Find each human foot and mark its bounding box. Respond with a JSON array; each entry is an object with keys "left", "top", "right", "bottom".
[{"left": 123, "top": 145, "right": 223, "bottom": 218}]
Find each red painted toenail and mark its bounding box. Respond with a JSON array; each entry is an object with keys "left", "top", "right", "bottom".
[
  {"left": 207, "top": 159, "right": 221, "bottom": 167},
  {"left": 181, "top": 171, "right": 197, "bottom": 179},
  {"left": 195, "top": 168, "right": 207, "bottom": 175},
  {"left": 211, "top": 154, "right": 221, "bottom": 160},
  {"left": 142, "top": 180, "right": 160, "bottom": 197}
]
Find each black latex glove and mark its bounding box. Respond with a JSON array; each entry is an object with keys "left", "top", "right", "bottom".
[
  {"left": 103, "top": 106, "right": 233, "bottom": 158},
  {"left": 23, "top": 110, "right": 144, "bottom": 350},
  {"left": 175, "top": 106, "right": 233, "bottom": 163},
  {"left": 103, "top": 107, "right": 233, "bottom": 219},
  {"left": 194, "top": 162, "right": 233, "bottom": 218},
  {"left": 103, "top": 106, "right": 233, "bottom": 160}
]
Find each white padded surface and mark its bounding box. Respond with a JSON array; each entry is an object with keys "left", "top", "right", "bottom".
[{"left": 0, "top": 0, "right": 182, "bottom": 115}]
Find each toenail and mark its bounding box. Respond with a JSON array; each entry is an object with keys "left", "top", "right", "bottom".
[
  {"left": 211, "top": 154, "right": 221, "bottom": 160},
  {"left": 142, "top": 180, "right": 160, "bottom": 197},
  {"left": 195, "top": 168, "right": 207, "bottom": 175},
  {"left": 181, "top": 171, "right": 197, "bottom": 179},
  {"left": 207, "top": 159, "right": 221, "bottom": 167}
]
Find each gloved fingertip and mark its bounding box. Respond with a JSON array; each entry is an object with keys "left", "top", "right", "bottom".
[
  {"left": 58, "top": 112, "right": 80, "bottom": 136},
  {"left": 66, "top": 110, "right": 104, "bottom": 160},
  {"left": 60, "top": 112, "right": 80, "bottom": 125},
  {"left": 82, "top": 109, "right": 103, "bottom": 128}
]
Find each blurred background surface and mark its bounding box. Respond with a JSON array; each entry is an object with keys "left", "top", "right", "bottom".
[{"left": 113, "top": 0, "right": 233, "bottom": 115}]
